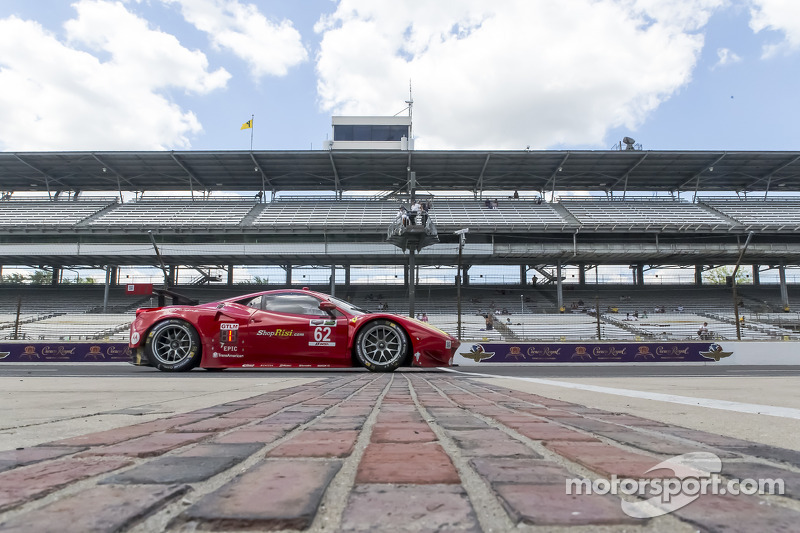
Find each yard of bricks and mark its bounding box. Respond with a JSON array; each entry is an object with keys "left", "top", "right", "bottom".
[{"left": 2, "top": 373, "right": 800, "bottom": 532}]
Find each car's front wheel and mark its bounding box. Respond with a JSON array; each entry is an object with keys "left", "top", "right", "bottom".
[
  {"left": 354, "top": 319, "right": 409, "bottom": 372},
  {"left": 145, "top": 319, "right": 201, "bottom": 372}
]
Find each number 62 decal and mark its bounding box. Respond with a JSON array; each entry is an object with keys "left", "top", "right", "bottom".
[{"left": 310, "top": 326, "right": 335, "bottom": 346}]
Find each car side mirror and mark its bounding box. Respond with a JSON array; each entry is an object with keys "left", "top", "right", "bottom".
[{"left": 319, "top": 301, "right": 337, "bottom": 312}]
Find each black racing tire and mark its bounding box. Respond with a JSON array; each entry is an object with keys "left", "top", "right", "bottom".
[
  {"left": 354, "top": 319, "right": 409, "bottom": 372},
  {"left": 144, "top": 319, "right": 201, "bottom": 372}
]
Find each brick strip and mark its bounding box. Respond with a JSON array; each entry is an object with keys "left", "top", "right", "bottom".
[
  {"left": 172, "top": 459, "right": 342, "bottom": 530},
  {"left": 0, "top": 458, "right": 131, "bottom": 512},
  {"left": 0, "top": 484, "right": 188, "bottom": 533}
]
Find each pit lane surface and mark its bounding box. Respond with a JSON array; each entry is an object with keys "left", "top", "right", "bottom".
[{"left": 1, "top": 364, "right": 800, "bottom": 531}]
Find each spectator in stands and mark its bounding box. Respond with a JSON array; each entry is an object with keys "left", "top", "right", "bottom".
[
  {"left": 422, "top": 313, "right": 429, "bottom": 322},
  {"left": 492, "top": 198, "right": 499, "bottom": 209},
  {"left": 485, "top": 313, "right": 494, "bottom": 330},
  {"left": 698, "top": 322, "right": 711, "bottom": 340},
  {"left": 536, "top": 196, "right": 543, "bottom": 205},
  {"left": 513, "top": 190, "right": 519, "bottom": 199},
  {"left": 397, "top": 206, "right": 410, "bottom": 227},
  {"left": 410, "top": 200, "right": 421, "bottom": 224},
  {"left": 531, "top": 275, "right": 538, "bottom": 285},
  {"left": 254, "top": 191, "right": 264, "bottom": 202},
  {"left": 484, "top": 199, "right": 492, "bottom": 209}
]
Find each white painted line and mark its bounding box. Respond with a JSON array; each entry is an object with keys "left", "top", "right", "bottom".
[{"left": 441, "top": 367, "right": 800, "bottom": 421}]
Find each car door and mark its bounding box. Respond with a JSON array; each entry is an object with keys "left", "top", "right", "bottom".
[{"left": 242, "top": 293, "right": 349, "bottom": 366}]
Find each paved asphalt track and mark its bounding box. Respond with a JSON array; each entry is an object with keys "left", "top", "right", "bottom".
[{"left": 1, "top": 363, "right": 800, "bottom": 532}]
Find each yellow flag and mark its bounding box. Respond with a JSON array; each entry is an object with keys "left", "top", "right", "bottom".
[{"left": 240, "top": 119, "right": 252, "bottom": 130}]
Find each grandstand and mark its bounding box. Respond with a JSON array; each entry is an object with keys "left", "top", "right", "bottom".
[{"left": 3, "top": 148, "right": 800, "bottom": 343}]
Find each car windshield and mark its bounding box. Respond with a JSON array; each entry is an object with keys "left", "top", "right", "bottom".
[{"left": 327, "top": 296, "right": 370, "bottom": 316}]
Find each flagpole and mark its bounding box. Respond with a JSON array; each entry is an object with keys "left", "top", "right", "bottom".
[{"left": 250, "top": 114, "right": 254, "bottom": 151}]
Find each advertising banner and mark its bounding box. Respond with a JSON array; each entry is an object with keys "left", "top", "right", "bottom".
[
  {"left": 458, "top": 341, "right": 734, "bottom": 364},
  {"left": 0, "top": 343, "right": 131, "bottom": 362}
]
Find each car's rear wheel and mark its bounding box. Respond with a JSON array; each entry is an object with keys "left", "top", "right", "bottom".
[
  {"left": 145, "top": 319, "right": 201, "bottom": 372},
  {"left": 354, "top": 319, "right": 409, "bottom": 372}
]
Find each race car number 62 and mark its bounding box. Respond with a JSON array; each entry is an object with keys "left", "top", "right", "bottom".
[{"left": 314, "top": 326, "right": 331, "bottom": 342}]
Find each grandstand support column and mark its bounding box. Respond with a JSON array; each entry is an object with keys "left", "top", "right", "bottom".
[
  {"left": 330, "top": 265, "right": 336, "bottom": 298},
  {"left": 556, "top": 261, "right": 563, "bottom": 310},
  {"left": 103, "top": 266, "right": 111, "bottom": 313},
  {"left": 463, "top": 265, "right": 470, "bottom": 286},
  {"left": 578, "top": 263, "right": 586, "bottom": 285},
  {"left": 752, "top": 265, "right": 760, "bottom": 285},
  {"left": 285, "top": 264, "right": 292, "bottom": 285},
  {"left": 695, "top": 265, "right": 703, "bottom": 286},
  {"left": 520, "top": 264, "right": 526, "bottom": 286},
  {"left": 408, "top": 251, "right": 416, "bottom": 317},
  {"left": 636, "top": 264, "right": 644, "bottom": 286},
  {"left": 227, "top": 265, "right": 234, "bottom": 286},
  {"left": 168, "top": 266, "right": 176, "bottom": 286},
  {"left": 780, "top": 263, "right": 789, "bottom": 311},
  {"left": 51, "top": 266, "right": 60, "bottom": 286},
  {"left": 344, "top": 265, "right": 350, "bottom": 292},
  {"left": 110, "top": 266, "right": 118, "bottom": 286}
]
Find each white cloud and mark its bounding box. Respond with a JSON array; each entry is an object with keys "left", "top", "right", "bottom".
[
  {"left": 714, "top": 47, "right": 742, "bottom": 68},
  {"left": 749, "top": 0, "right": 800, "bottom": 57},
  {"left": 0, "top": 0, "right": 230, "bottom": 151},
  {"left": 164, "top": 0, "right": 308, "bottom": 78},
  {"left": 314, "top": 0, "right": 725, "bottom": 150}
]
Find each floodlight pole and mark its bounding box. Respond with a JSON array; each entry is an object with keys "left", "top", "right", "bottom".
[
  {"left": 732, "top": 232, "right": 754, "bottom": 341},
  {"left": 595, "top": 265, "right": 601, "bottom": 340},
  {"left": 456, "top": 229, "right": 468, "bottom": 340}
]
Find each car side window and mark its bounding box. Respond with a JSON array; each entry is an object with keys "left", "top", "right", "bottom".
[
  {"left": 235, "top": 295, "right": 264, "bottom": 310},
  {"left": 263, "top": 294, "right": 328, "bottom": 316}
]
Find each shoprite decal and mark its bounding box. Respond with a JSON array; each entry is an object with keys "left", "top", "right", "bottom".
[
  {"left": 459, "top": 342, "right": 733, "bottom": 363},
  {"left": 0, "top": 343, "right": 131, "bottom": 362}
]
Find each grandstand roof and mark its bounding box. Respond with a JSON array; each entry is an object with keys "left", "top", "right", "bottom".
[{"left": 2, "top": 149, "right": 800, "bottom": 194}]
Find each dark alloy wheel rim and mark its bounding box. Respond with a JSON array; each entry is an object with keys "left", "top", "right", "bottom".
[
  {"left": 362, "top": 325, "right": 402, "bottom": 365},
  {"left": 153, "top": 324, "right": 193, "bottom": 364}
]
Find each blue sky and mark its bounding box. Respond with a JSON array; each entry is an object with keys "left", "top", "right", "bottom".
[{"left": 1, "top": 0, "right": 799, "bottom": 153}]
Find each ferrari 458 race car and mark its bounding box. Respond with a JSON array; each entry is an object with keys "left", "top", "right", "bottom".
[{"left": 129, "top": 288, "right": 459, "bottom": 372}]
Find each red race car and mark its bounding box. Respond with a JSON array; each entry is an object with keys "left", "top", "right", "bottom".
[{"left": 129, "top": 288, "right": 459, "bottom": 372}]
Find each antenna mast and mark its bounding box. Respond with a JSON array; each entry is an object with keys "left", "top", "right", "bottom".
[{"left": 405, "top": 80, "right": 413, "bottom": 140}]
